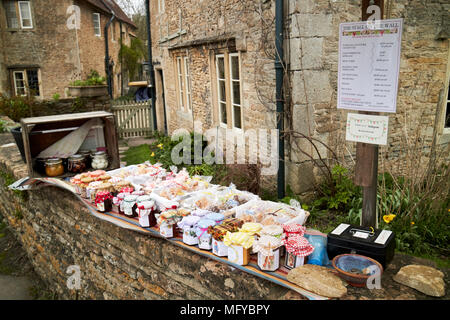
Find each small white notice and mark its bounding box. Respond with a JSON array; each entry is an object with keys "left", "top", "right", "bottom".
[
  {"left": 346, "top": 113, "right": 389, "bottom": 145},
  {"left": 374, "top": 230, "right": 392, "bottom": 245},
  {"left": 331, "top": 223, "right": 350, "bottom": 236}
]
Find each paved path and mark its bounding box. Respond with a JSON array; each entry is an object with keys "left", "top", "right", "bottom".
[{"left": 0, "top": 275, "right": 33, "bottom": 300}]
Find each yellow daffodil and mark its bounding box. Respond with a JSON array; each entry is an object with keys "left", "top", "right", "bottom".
[
  {"left": 383, "top": 214, "right": 396, "bottom": 224},
  {"left": 150, "top": 152, "right": 155, "bottom": 157},
  {"left": 157, "top": 143, "right": 163, "bottom": 149},
  {"left": 411, "top": 221, "right": 415, "bottom": 225}
]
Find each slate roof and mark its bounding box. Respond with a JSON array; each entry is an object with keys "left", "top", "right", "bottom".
[{"left": 84, "top": 0, "right": 136, "bottom": 28}]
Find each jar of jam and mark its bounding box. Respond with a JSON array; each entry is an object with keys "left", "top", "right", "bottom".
[
  {"left": 91, "top": 151, "right": 109, "bottom": 170},
  {"left": 95, "top": 191, "right": 113, "bottom": 213},
  {"left": 68, "top": 154, "right": 87, "bottom": 173},
  {"left": 45, "top": 158, "right": 65, "bottom": 177},
  {"left": 123, "top": 195, "right": 138, "bottom": 218},
  {"left": 114, "top": 193, "right": 126, "bottom": 214},
  {"left": 80, "top": 177, "right": 94, "bottom": 198},
  {"left": 34, "top": 157, "right": 47, "bottom": 175},
  {"left": 78, "top": 149, "right": 91, "bottom": 168},
  {"left": 137, "top": 200, "right": 156, "bottom": 228}
]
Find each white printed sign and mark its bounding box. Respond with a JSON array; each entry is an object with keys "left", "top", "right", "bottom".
[
  {"left": 346, "top": 113, "right": 389, "bottom": 145},
  {"left": 338, "top": 19, "right": 403, "bottom": 113}
]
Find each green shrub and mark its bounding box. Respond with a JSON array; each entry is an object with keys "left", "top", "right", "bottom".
[
  {"left": 376, "top": 170, "right": 449, "bottom": 257},
  {"left": 70, "top": 70, "right": 106, "bottom": 86},
  {"left": 313, "top": 165, "right": 361, "bottom": 212},
  {"left": 0, "top": 94, "right": 35, "bottom": 122}
]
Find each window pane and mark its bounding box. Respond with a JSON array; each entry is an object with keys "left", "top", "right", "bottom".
[
  {"left": 220, "top": 102, "right": 227, "bottom": 124},
  {"left": 14, "top": 72, "right": 25, "bottom": 95},
  {"left": 231, "top": 55, "right": 240, "bottom": 80},
  {"left": 93, "top": 13, "right": 101, "bottom": 35},
  {"left": 219, "top": 80, "right": 226, "bottom": 102},
  {"left": 445, "top": 102, "right": 450, "bottom": 128},
  {"left": 26, "top": 70, "right": 39, "bottom": 96},
  {"left": 19, "top": 1, "right": 32, "bottom": 28},
  {"left": 232, "top": 81, "right": 240, "bottom": 105},
  {"left": 217, "top": 57, "right": 225, "bottom": 79},
  {"left": 4, "top": 1, "right": 18, "bottom": 28},
  {"left": 233, "top": 105, "right": 242, "bottom": 129}
]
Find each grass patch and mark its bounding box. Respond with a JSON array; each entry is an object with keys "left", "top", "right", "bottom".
[
  {"left": 122, "top": 144, "right": 151, "bottom": 165},
  {"left": 0, "top": 252, "right": 13, "bottom": 275}
]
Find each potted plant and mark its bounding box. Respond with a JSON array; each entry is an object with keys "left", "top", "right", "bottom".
[{"left": 68, "top": 70, "right": 108, "bottom": 97}]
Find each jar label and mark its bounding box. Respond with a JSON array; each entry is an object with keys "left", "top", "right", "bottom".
[
  {"left": 97, "top": 202, "right": 105, "bottom": 212},
  {"left": 124, "top": 208, "right": 133, "bottom": 216}
]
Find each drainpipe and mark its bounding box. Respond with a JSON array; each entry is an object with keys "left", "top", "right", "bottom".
[
  {"left": 275, "top": 0, "right": 285, "bottom": 199},
  {"left": 119, "top": 21, "right": 123, "bottom": 97},
  {"left": 102, "top": 0, "right": 116, "bottom": 99},
  {"left": 145, "top": 0, "right": 158, "bottom": 132}
]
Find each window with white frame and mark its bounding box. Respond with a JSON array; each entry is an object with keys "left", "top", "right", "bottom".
[
  {"left": 214, "top": 52, "right": 243, "bottom": 129},
  {"left": 229, "top": 53, "right": 242, "bottom": 129},
  {"left": 216, "top": 55, "right": 228, "bottom": 126},
  {"left": 177, "top": 57, "right": 185, "bottom": 110},
  {"left": 13, "top": 71, "right": 26, "bottom": 96},
  {"left": 4, "top": 0, "right": 18, "bottom": 28},
  {"left": 110, "top": 21, "right": 115, "bottom": 42},
  {"left": 93, "top": 13, "right": 101, "bottom": 36},
  {"left": 12, "top": 69, "right": 40, "bottom": 96},
  {"left": 445, "top": 78, "right": 450, "bottom": 129},
  {"left": 18, "top": 1, "right": 32, "bottom": 28},
  {"left": 3, "top": 0, "right": 33, "bottom": 29},
  {"left": 184, "top": 57, "right": 192, "bottom": 112}
]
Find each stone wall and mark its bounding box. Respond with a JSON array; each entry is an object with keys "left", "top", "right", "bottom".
[
  {"left": 151, "top": 0, "right": 449, "bottom": 195},
  {"left": 151, "top": 0, "right": 277, "bottom": 134},
  {"left": 0, "top": 95, "right": 112, "bottom": 123},
  {"left": 0, "top": 133, "right": 302, "bottom": 300},
  {"left": 286, "top": 0, "right": 450, "bottom": 193},
  {"left": 0, "top": 0, "right": 78, "bottom": 99},
  {"left": 0, "top": 0, "right": 134, "bottom": 100}
]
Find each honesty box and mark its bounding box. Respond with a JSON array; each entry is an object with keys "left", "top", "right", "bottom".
[{"left": 346, "top": 113, "right": 389, "bottom": 145}]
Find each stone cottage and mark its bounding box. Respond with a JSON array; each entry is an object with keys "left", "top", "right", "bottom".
[
  {"left": 0, "top": 0, "right": 136, "bottom": 100},
  {"left": 150, "top": 0, "right": 449, "bottom": 194}
]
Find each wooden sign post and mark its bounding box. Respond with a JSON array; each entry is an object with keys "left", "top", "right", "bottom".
[{"left": 355, "top": 0, "right": 384, "bottom": 228}]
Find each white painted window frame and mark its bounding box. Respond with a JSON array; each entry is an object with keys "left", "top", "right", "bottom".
[
  {"left": 18, "top": 1, "right": 33, "bottom": 29},
  {"left": 216, "top": 54, "right": 228, "bottom": 128},
  {"left": 442, "top": 48, "right": 450, "bottom": 136},
  {"left": 177, "top": 57, "right": 185, "bottom": 110},
  {"left": 184, "top": 57, "right": 192, "bottom": 113},
  {"left": 93, "top": 13, "right": 101, "bottom": 37},
  {"left": 444, "top": 79, "right": 450, "bottom": 134},
  {"left": 4, "top": 0, "right": 19, "bottom": 29},
  {"left": 13, "top": 71, "right": 26, "bottom": 96},
  {"left": 229, "top": 53, "right": 243, "bottom": 131},
  {"left": 111, "top": 21, "right": 115, "bottom": 42}
]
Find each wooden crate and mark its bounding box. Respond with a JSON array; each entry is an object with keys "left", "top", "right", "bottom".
[{"left": 20, "top": 111, "right": 120, "bottom": 178}]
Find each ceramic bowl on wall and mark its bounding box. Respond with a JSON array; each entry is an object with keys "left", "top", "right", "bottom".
[{"left": 332, "top": 253, "right": 383, "bottom": 287}]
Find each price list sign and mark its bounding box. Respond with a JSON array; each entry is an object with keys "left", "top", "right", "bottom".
[{"left": 338, "top": 19, "right": 403, "bottom": 113}]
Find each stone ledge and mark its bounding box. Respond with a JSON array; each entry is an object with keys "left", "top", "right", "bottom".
[{"left": 0, "top": 133, "right": 301, "bottom": 300}]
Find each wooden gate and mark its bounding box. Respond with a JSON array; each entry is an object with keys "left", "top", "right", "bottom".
[{"left": 111, "top": 100, "right": 155, "bottom": 138}]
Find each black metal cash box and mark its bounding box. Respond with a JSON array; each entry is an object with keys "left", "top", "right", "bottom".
[{"left": 327, "top": 223, "right": 395, "bottom": 269}]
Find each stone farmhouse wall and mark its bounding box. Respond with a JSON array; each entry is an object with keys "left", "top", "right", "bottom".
[{"left": 0, "top": 0, "right": 134, "bottom": 100}]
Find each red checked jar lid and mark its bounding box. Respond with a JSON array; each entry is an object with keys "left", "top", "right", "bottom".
[
  {"left": 284, "top": 234, "right": 314, "bottom": 257},
  {"left": 283, "top": 223, "right": 306, "bottom": 236}
]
